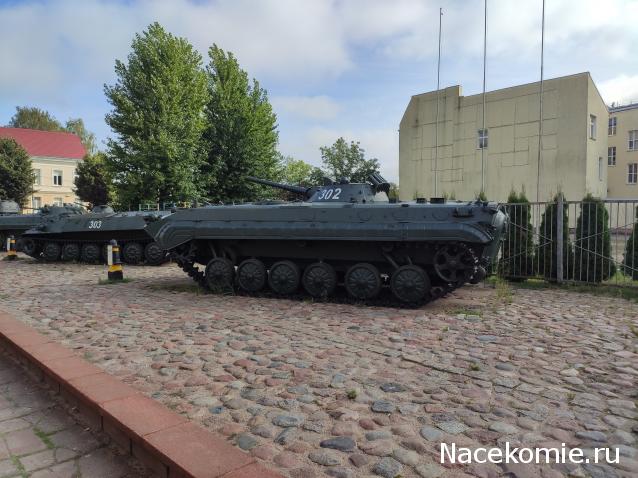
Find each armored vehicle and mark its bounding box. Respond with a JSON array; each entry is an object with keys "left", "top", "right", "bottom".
[
  {"left": 147, "top": 175, "right": 507, "bottom": 304},
  {"left": 0, "top": 201, "right": 84, "bottom": 251},
  {"left": 20, "top": 207, "right": 169, "bottom": 265}
]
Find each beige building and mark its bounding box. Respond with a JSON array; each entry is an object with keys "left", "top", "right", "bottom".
[
  {"left": 607, "top": 103, "right": 638, "bottom": 198},
  {"left": 0, "top": 128, "right": 86, "bottom": 210},
  {"left": 399, "top": 72, "right": 609, "bottom": 202}
]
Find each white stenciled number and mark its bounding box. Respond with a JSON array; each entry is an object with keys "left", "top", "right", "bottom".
[
  {"left": 88, "top": 220, "right": 102, "bottom": 229},
  {"left": 318, "top": 188, "right": 342, "bottom": 200},
  {"left": 333, "top": 188, "right": 341, "bottom": 199}
]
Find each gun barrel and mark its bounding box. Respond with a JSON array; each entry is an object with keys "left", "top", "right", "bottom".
[{"left": 247, "top": 176, "right": 308, "bottom": 196}]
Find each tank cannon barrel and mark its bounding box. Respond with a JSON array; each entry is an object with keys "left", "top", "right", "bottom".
[{"left": 246, "top": 176, "right": 309, "bottom": 197}]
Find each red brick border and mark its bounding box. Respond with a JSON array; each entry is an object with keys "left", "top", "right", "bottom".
[{"left": 0, "top": 310, "right": 283, "bottom": 478}]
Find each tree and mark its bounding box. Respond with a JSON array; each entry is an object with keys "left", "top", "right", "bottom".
[
  {"left": 104, "top": 22, "right": 209, "bottom": 207},
  {"left": 65, "top": 118, "right": 97, "bottom": 154},
  {"left": 74, "top": 152, "right": 114, "bottom": 207},
  {"left": 622, "top": 206, "right": 638, "bottom": 280},
  {"left": 0, "top": 138, "right": 34, "bottom": 205},
  {"left": 388, "top": 183, "right": 399, "bottom": 202},
  {"left": 8, "top": 106, "right": 63, "bottom": 131},
  {"left": 202, "top": 45, "right": 279, "bottom": 203},
  {"left": 574, "top": 194, "right": 615, "bottom": 283},
  {"left": 499, "top": 190, "right": 535, "bottom": 280},
  {"left": 319, "top": 137, "right": 380, "bottom": 183},
  {"left": 537, "top": 192, "right": 573, "bottom": 281},
  {"left": 279, "top": 155, "right": 314, "bottom": 186}
]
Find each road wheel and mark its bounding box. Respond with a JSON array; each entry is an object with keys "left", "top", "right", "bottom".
[
  {"left": 42, "top": 242, "right": 61, "bottom": 262},
  {"left": 268, "top": 260, "right": 300, "bottom": 295},
  {"left": 390, "top": 265, "right": 430, "bottom": 303},
  {"left": 81, "top": 243, "right": 101, "bottom": 263},
  {"left": 205, "top": 257, "right": 235, "bottom": 292},
  {"left": 345, "top": 263, "right": 381, "bottom": 300},
  {"left": 302, "top": 262, "right": 337, "bottom": 298},
  {"left": 21, "top": 239, "right": 39, "bottom": 257},
  {"left": 144, "top": 242, "right": 166, "bottom": 265},
  {"left": 237, "top": 259, "right": 266, "bottom": 292},
  {"left": 122, "top": 242, "right": 143, "bottom": 264},
  {"left": 61, "top": 243, "right": 81, "bottom": 261}
]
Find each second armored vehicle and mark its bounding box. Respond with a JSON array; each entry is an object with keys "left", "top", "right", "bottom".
[{"left": 147, "top": 175, "right": 507, "bottom": 304}]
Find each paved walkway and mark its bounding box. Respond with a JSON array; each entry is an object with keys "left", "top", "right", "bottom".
[{"left": 0, "top": 352, "right": 150, "bottom": 478}]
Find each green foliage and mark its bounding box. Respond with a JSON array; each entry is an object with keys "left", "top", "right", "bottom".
[
  {"left": 104, "top": 22, "right": 209, "bottom": 207},
  {"left": 8, "top": 106, "right": 62, "bottom": 131},
  {"left": 499, "top": 190, "right": 535, "bottom": 279},
  {"left": 388, "top": 183, "right": 399, "bottom": 201},
  {"left": 621, "top": 206, "right": 638, "bottom": 280},
  {"left": 279, "top": 155, "right": 314, "bottom": 186},
  {"left": 74, "top": 152, "right": 114, "bottom": 207},
  {"left": 0, "top": 138, "right": 34, "bottom": 205},
  {"left": 318, "top": 137, "right": 380, "bottom": 183},
  {"left": 65, "top": 118, "right": 97, "bottom": 154},
  {"left": 477, "top": 190, "right": 487, "bottom": 201},
  {"left": 537, "top": 192, "right": 573, "bottom": 281},
  {"left": 202, "top": 45, "right": 279, "bottom": 203},
  {"left": 574, "top": 194, "right": 615, "bottom": 283}
]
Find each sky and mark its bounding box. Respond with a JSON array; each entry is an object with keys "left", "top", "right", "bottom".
[{"left": 1, "top": 0, "right": 638, "bottom": 182}]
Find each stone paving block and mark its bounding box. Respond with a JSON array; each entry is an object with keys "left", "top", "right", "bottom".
[
  {"left": 28, "top": 342, "right": 76, "bottom": 362},
  {"left": 76, "top": 447, "right": 131, "bottom": 478},
  {"left": 41, "top": 356, "right": 103, "bottom": 383},
  {"left": 5, "top": 428, "right": 48, "bottom": 456},
  {"left": 68, "top": 372, "right": 139, "bottom": 405},
  {"left": 101, "top": 394, "right": 188, "bottom": 437}
]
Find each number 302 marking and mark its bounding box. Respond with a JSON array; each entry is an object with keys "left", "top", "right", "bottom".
[
  {"left": 318, "top": 188, "right": 342, "bottom": 200},
  {"left": 88, "top": 220, "right": 102, "bottom": 229}
]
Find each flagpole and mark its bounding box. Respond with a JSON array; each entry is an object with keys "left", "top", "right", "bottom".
[
  {"left": 434, "top": 7, "right": 442, "bottom": 197},
  {"left": 481, "top": 0, "right": 487, "bottom": 194},
  {"left": 536, "top": 0, "right": 545, "bottom": 202}
]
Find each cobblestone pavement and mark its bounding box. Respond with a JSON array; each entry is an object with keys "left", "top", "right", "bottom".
[
  {"left": 0, "top": 348, "right": 149, "bottom": 477},
  {"left": 1, "top": 256, "right": 637, "bottom": 478}
]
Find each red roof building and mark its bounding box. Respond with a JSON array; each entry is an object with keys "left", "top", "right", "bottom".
[{"left": 0, "top": 127, "right": 86, "bottom": 159}]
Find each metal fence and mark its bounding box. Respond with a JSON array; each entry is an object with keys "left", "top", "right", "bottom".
[{"left": 495, "top": 197, "right": 638, "bottom": 287}]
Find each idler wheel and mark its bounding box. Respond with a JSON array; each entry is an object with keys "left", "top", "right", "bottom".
[
  {"left": 469, "top": 265, "right": 487, "bottom": 284},
  {"left": 122, "top": 242, "right": 144, "bottom": 265},
  {"left": 237, "top": 258, "right": 267, "bottom": 292},
  {"left": 61, "top": 243, "right": 80, "bottom": 261},
  {"left": 390, "top": 265, "right": 430, "bottom": 303},
  {"left": 42, "top": 242, "right": 61, "bottom": 262},
  {"left": 268, "top": 260, "right": 300, "bottom": 295},
  {"left": 144, "top": 242, "right": 166, "bottom": 265},
  {"left": 433, "top": 244, "right": 476, "bottom": 284},
  {"left": 205, "top": 257, "right": 235, "bottom": 292},
  {"left": 345, "top": 263, "right": 381, "bottom": 300},
  {"left": 21, "top": 238, "right": 39, "bottom": 257},
  {"left": 302, "top": 262, "right": 337, "bottom": 298},
  {"left": 81, "top": 243, "right": 101, "bottom": 263}
]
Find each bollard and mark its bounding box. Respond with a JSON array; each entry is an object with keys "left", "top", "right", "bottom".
[
  {"left": 6, "top": 235, "right": 17, "bottom": 261},
  {"left": 107, "top": 239, "right": 124, "bottom": 281}
]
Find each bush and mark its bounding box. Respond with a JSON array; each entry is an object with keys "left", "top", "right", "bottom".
[
  {"left": 622, "top": 206, "right": 638, "bottom": 280},
  {"left": 499, "top": 190, "right": 535, "bottom": 279},
  {"left": 574, "top": 194, "right": 615, "bottom": 283},
  {"left": 537, "top": 192, "right": 573, "bottom": 281}
]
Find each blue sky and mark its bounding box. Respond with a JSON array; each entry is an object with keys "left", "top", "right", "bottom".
[{"left": 1, "top": 0, "right": 638, "bottom": 181}]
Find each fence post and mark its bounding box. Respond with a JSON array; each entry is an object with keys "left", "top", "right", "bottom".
[{"left": 557, "top": 195, "right": 564, "bottom": 283}]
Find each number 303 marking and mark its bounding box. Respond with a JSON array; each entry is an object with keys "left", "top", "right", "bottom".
[{"left": 88, "top": 220, "right": 102, "bottom": 229}]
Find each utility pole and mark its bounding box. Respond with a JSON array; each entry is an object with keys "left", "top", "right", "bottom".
[
  {"left": 536, "top": 0, "right": 546, "bottom": 202},
  {"left": 481, "top": 0, "right": 488, "bottom": 195},
  {"left": 434, "top": 7, "right": 442, "bottom": 197}
]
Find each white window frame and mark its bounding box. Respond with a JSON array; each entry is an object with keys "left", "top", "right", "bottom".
[
  {"left": 477, "top": 129, "right": 488, "bottom": 149},
  {"left": 32, "top": 197, "right": 41, "bottom": 210},
  {"left": 608, "top": 146, "right": 616, "bottom": 166},
  {"left": 629, "top": 130, "right": 638, "bottom": 151},
  {"left": 589, "top": 114, "right": 597, "bottom": 139},
  {"left": 33, "top": 169, "right": 41, "bottom": 186},
  {"left": 608, "top": 116, "right": 617, "bottom": 136},
  {"left": 52, "top": 170, "right": 63, "bottom": 186},
  {"left": 629, "top": 163, "right": 638, "bottom": 185},
  {"left": 53, "top": 197, "right": 63, "bottom": 206}
]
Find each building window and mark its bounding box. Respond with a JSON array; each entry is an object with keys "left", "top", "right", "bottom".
[
  {"left": 477, "top": 129, "right": 488, "bottom": 149},
  {"left": 598, "top": 157, "right": 603, "bottom": 181},
  {"left": 53, "top": 197, "right": 63, "bottom": 206},
  {"left": 629, "top": 130, "right": 638, "bottom": 151},
  {"left": 589, "top": 115, "right": 597, "bottom": 139},
  {"left": 33, "top": 169, "right": 41, "bottom": 186},
  {"left": 53, "top": 170, "right": 63, "bottom": 186},
  {"left": 608, "top": 147, "right": 616, "bottom": 166},
  {"left": 32, "top": 197, "right": 41, "bottom": 210},
  {"left": 608, "top": 116, "right": 617, "bottom": 136},
  {"left": 629, "top": 163, "right": 638, "bottom": 185}
]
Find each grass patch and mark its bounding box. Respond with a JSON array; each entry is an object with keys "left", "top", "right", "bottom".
[
  {"left": 33, "top": 427, "right": 55, "bottom": 450},
  {"left": 494, "top": 278, "right": 513, "bottom": 304},
  {"left": 346, "top": 389, "right": 358, "bottom": 400},
  {"left": 10, "top": 456, "right": 27, "bottom": 478},
  {"left": 97, "top": 277, "right": 133, "bottom": 285},
  {"left": 469, "top": 363, "right": 480, "bottom": 372},
  {"left": 1, "top": 255, "right": 23, "bottom": 261}
]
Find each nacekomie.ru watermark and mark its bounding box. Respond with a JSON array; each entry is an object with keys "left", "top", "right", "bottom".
[{"left": 441, "top": 443, "right": 620, "bottom": 465}]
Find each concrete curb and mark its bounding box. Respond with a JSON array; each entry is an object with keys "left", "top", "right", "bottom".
[{"left": 0, "top": 310, "right": 283, "bottom": 478}]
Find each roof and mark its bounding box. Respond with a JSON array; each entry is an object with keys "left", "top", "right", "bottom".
[
  {"left": 0, "top": 127, "right": 86, "bottom": 159},
  {"left": 609, "top": 102, "right": 638, "bottom": 113}
]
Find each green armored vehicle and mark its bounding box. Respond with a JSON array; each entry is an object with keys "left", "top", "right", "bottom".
[
  {"left": 147, "top": 175, "right": 507, "bottom": 304},
  {"left": 20, "top": 206, "right": 169, "bottom": 265},
  {"left": 0, "top": 200, "right": 84, "bottom": 251}
]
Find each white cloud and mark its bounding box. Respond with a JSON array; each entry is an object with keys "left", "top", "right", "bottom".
[
  {"left": 272, "top": 96, "right": 341, "bottom": 121},
  {"left": 599, "top": 74, "right": 638, "bottom": 106}
]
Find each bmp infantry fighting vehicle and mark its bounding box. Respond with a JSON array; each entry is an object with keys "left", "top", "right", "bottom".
[
  {"left": 148, "top": 175, "right": 507, "bottom": 304},
  {"left": 0, "top": 200, "right": 84, "bottom": 251},
  {"left": 20, "top": 206, "right": 169, "bottom": 265}
]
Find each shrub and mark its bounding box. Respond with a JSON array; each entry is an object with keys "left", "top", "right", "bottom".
[
  {"left": 499, "top": 190, "right": 534, "bottom": 279},
  {"left": 574, "top": 194, "right": 615, "bottom": 283},
  {"left": 538, "top": 192, "right": 573, "bottom": 281},
  {"left": 621, "top": 206, "right": 638, "bottom": 280}
]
